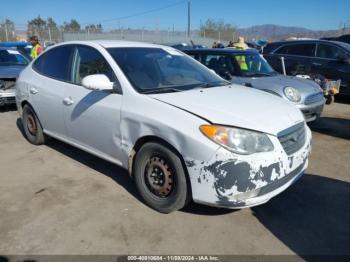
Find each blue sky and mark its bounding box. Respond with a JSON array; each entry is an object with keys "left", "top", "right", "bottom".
[{"left": 2, "top": 0, "right": 350, "bottom": 31}]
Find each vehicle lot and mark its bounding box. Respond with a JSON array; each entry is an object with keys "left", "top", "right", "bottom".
[{"left": 0, "top": 101, "right": 349, "bottom": 256}]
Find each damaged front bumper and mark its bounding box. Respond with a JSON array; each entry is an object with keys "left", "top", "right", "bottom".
[
  {"left": 186, "top": 124, "right": 312, "bottom": 209},
  {"left": 0, "top": 88, "right": 16, "bottom": 106}
]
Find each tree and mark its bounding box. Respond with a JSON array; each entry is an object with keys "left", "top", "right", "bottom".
[
  {"left": 85, "top": 23, "right": 103, "bottom": 34},
  {"left": 46, "top": 17, "right": 61, "bottom": 41},
  {"left": 63, "top": 19, "right": 81, "bottom": 33},
  {"left": 200, "top": 19, "right": 236, "bottom": 41},
  {"left": 27, "top": 16, "right": 47, "bottom": 39},
  {"left": 0, "top": 19, "right": 16, "bottom": 42}
]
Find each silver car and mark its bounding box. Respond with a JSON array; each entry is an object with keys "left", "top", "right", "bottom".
[
  {"left": 0, "top": 47, "right": 29, "bottom": 106},
  {"left": 184, "top": 48, "right": 325, "bottom": 122},
  {"left": 16, "top": 41, "right": 311, "bottom": 213}
]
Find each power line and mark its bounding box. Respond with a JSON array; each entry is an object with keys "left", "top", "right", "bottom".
[{"left": 81, "top": 0, "right": 187, "bottom": 25}]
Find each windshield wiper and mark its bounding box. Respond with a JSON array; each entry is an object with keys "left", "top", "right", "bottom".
[
  {"left": 140, "top": 87, "right": 183, "bottom": 94},
  {"left": 194, "top": 81, "right": 230, "bottom": 89},
  {"left": 245, "top": 72, "right": 274, "bottom": 77}
]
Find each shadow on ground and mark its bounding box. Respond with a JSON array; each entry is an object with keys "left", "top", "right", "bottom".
[
  {"left": 252, "top": 174, "right": 350, "bottom": 256},
  {"left": 335, "top": 95, "right": 350, "bottom": 105},
  {"left": 16, "top": 118, "right": 233, "bottom": 216},
  {"left": 309, "top": 117, "right": 350, "bottom": 140},
  {"left": 0, "top": 105, "right": 16, "bottom": 113}
]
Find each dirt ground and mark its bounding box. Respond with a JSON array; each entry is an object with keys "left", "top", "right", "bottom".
[{"left": 0, "top": 100, "right": 349, "bottom": 257}]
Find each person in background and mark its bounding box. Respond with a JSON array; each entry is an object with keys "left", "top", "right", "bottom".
[
  {"left": 227, "top": 40, "right": 234, "bottom": 47},
  {"left": 232, "top": 36, "right": 249, "bottom": 50},
  {"left": 29, "top": 36, "right": 43, "bottom": 59},
  {"left": 212, "top": 42, "right": 217, "bottom": 48}
]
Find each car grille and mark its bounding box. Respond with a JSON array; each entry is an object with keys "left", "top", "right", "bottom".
[
  {"left": 278, "top": 123, "right": 306, "bottom": 155},
  {"left": 304, "top": 92, "right": 324, "bottom": 105}
]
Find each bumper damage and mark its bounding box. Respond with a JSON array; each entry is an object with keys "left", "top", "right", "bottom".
[{"left": 186, "top": 126, "right": 312, "bottom": 208}]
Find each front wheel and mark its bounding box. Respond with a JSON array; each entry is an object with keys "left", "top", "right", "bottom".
[
  {"left": 133, "top": 142, "right": 190, "bottom": 213},
  {"left": 22, "top": 104, "right": 46, "bottom": 145}
]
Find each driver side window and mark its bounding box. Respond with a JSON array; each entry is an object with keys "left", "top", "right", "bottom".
[{"left": 72, "top": 45, "right": 116, "bottom": 85}]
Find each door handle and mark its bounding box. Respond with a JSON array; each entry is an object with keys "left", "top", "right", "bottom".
[
  {"left": 63, "top": 97, "right": 74, "bottom": 106},
  {"left": 312, "top": 62, "right": 322, "bottom": 66},
  {"left": 30, "top": 87, "right": 38, "bottom": 94}
]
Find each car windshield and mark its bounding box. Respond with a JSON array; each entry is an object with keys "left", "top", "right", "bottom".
[
  {"left": 334, "top": 41, "right": 350, "bottom": 52},
  {"left": 233, "top": 53, "right": 276, "bottom": 77},
  {"left": 107, "top": 47, "right": 229, "bottom": 93},
  {"left": 0, "top": 49, "right": 29, "bottom": 66}
]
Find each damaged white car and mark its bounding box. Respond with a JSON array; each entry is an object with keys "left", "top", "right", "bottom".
[{"left": 16, "top": 41, "right": 311, "bottom": 213}]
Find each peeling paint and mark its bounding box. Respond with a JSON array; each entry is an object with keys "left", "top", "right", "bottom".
[{"left": 187, "top": 126, "right": 312, "bottom": 208}]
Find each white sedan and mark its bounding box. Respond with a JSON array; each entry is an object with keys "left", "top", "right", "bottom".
[{"left": 16, "top": 41, "right": 311, "bottom": 213}]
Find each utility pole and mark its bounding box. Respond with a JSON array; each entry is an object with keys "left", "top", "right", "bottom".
[
  {"left": 48, "top": 26, "right": 52, "bottom": 41},
  {"left": 5, "top": 22, "right": 9, "bottom": 42},
  {"left": 187, "top": 0, "right": 191, "bottom": 39}
]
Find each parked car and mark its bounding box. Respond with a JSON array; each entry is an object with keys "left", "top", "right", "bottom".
[
  {"left": 0, "top": 42, "right": 32, "bottom": 61},
  {"left": 184, "top": 48, "right": 325, "bottom": 122},
  {"left": 170, "top": 42, "right": 206, "bottom": 50},
  {"left": 16, "top": 41, "right": 311, "bottom": 213},
  {"left": 262, "top": 40, "right": 350, "bottom": 96},
  {"left": 43, "top": 40, "right": 56, "bottom": 49},
  {"left": 321, "top": 34, "right": 350, "bottom": 44},
  {"left": 0, "top": 47, "right": 30, "bottom": 107}
]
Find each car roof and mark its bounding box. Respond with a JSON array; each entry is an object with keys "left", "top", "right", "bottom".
[
  {"left": 266, "top": 39, "right": 344, "bottom": 46},
  {"left": 0, "top": 46, "right": 18, "bottom": 51},
  {"left": 0, "top": 42, "right": 31, "bottom": 47},
  {"left": 182, "top": 48, "right": 259, "bottom": 55},
  {"left": 57, "top": 40, "right": 169, "bottom": 49}
]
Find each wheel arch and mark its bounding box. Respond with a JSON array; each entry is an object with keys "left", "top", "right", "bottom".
[{"left": 128, "top": 135, "right": 192, "bottom": 195}]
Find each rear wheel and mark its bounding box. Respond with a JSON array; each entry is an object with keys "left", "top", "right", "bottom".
[
  {"left": 22, "top": 104, "right": 46, "bottom": 145},
  {"left": 133, "top": 142, "right": 190, "bottom": 213}
]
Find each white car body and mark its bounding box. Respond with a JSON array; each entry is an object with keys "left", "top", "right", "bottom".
[{"left": 15, "top": 41, "right": 311, "bottom": 210}]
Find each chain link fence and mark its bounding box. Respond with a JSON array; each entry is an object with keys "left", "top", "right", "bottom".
[{"left": 63, "top": 31, "right": 220, "bottom": 47}]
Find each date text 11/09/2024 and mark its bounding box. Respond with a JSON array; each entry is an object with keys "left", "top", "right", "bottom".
[{"left": 127, "top": 255, "right": 220, "bottom": 261}]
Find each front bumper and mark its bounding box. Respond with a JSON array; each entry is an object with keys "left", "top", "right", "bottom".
[
  {"left": 186, "top": 124, "right": 312, "bottom": 209},
  {"left": 0, "top": 93, "right": 16, "bottom": 106},
  {"left": 297, "top": 100, "right": 325, "bottom": 122}
]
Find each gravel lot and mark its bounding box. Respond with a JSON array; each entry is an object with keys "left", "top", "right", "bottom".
[{"left": 0, "top": 100, "right": 349, "bottom": 256}]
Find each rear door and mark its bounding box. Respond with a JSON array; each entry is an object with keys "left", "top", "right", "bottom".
[
  {"left": 30, "top": 45, "right": 74, "bottom": 138},
  {"left": 62, "top": 44, "right": 124, "bottom": 164},
  {"left": 271, "top": 43, "right": 316, "bottom": 76}
]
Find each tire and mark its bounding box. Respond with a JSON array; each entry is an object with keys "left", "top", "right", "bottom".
[
  {"left": 22, "top": 104, "right": 46, "bottom": 145},
  {"left": 133, "top": 142, "right": 190, "bottom": 213}
]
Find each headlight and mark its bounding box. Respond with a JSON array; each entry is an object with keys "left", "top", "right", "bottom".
[
  {"left": 200, "top": 125, "right": 274, "bottom": 155},
  {"left": 284, "top": 86, "right": 301, "bottom": 102}
]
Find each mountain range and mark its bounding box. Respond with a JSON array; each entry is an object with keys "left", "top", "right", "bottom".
[{"left": 236, "top": 24, "right": 349, "bottom": 40}]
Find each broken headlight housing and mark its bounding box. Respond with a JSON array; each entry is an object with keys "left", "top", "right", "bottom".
[{"left": 200, "top": 125, "right": 274, "bottom": 155}]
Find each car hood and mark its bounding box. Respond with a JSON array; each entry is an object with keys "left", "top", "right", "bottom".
[
  {"left": 0, "top": 65, "right": 26, "bottom": 78},
  {"left": 234, "top": 75, "right": 322, "bottom": 99},
  {"left": 150, "top": 85, "right": 304, "bottom": 136}
]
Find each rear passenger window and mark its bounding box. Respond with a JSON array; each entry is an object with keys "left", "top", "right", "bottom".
[
  {"left": 33, "top": 45, "right": 73, "bottom": 81},
  {"left": 316, "top": 44, "right": 346, "bottom": 59},
  {"left": 72, "top": 46, "right": 115, "bottom": 85},
  {"left": 276, "top": 44, "right": 316, "bottom": 57}
]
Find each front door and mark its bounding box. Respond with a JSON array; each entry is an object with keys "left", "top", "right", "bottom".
[{"left": 62, "top": 45, "right": 124, "bottom": 164}]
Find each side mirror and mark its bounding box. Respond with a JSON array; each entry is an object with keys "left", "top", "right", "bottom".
[{"left": 81, "top": 74, "right": 114, "bottom": 91}]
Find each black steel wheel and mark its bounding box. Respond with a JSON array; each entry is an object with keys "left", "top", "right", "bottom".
[{"left": 134, "top": 142, "right": 190, "bottom": 213}]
